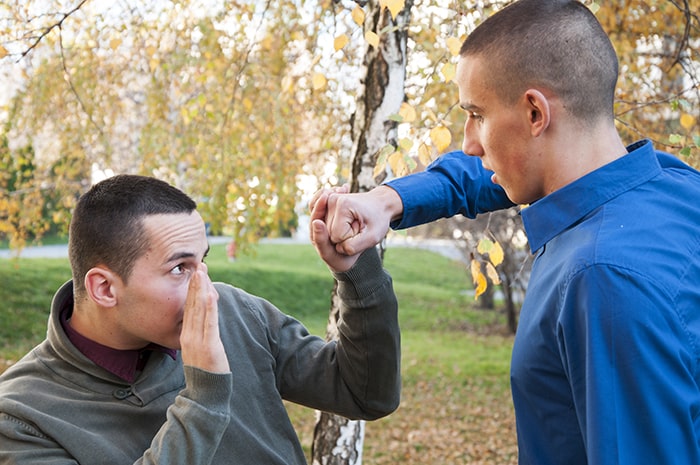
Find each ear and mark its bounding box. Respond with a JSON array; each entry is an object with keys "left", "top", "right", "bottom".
[
  {"left": 84, "top": 266, "right": 119, "bottom": 307},
  {"left": 524, "top": 89, "right": 551, "bottom": 137}
]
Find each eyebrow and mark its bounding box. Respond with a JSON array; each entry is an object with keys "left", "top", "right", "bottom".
[
  {"left": 166, "top": 245, "right": 210, "bottom": 263},
  {"left": 460, "top": 102, "right": 483, "bottom": 112}
]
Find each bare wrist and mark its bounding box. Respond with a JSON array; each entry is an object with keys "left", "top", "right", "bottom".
[{"left": 374, "top": 185, "right": 404, "bottom": 222}]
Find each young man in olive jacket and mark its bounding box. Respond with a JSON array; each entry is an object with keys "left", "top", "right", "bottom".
[{"left": 0, "top": 174, "right": 400, "bottom": 464}]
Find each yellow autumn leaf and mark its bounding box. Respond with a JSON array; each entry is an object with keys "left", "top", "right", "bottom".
[
  {"left": 388, "top": 151, "right": 407, "bottom": 177},
  {"left": 398, "top": 102, "right": 416, "bottom": 122},
  {"left": 109, "top": 38, "right": 122, "bottom": 50},
  {"left": 351, "top": 6, "right": 365, "bottom": 26},
  {"left": 485, "top": 262, "right": 501, "bottom": 285},
  {"left": 312, "top": 73, "right": 327, "bottom": 90},
  {"left": 0, "top": 45, "right": 7, "bottom": 59},
  {"left": 373, "top": 144, "right": 394, "bottom": 179},
  {"left": 430, "top": 125, "right": 452, "bottom": 152},
  {"left": 242, "top": 98, "right": 253, "bottom": 111},
  {"left": 334, "top": 34, "right": 349, "bottom": 52},
  {"left": 470, "top": 259, "right": 488, "bottom": 298},
  {"left": 680, "top": 113, "right": 696, "bottom": 130},
  {"left": 446, "top": 37, "right": 462, "bottom": 56},
  {"left": 386, "top": 0, "right": 404, "bottom": 19},
  {"left": 441, "top": 62, "right": 456, "bottom": 83},
  {"left": 418, "top": 143, "right": 433, "bottom": 166},
  {"left": 477, "top": 238, "right": 493, "bottom": 255},
  {"left": 478, "top": 238, "right": 505, "bottom": 266},
  {"left": 470, "top": 258, "right": 480, "bottom": 281},
  {"left": 489, "top": 241, "right": 504, "bottom": 266},
  {"left": 365, "top": 31, "right": 379, "bottom": 48},
  {"left": 398, "top": 137, "right": 413, "bottom": 152},
  {"left": 372, "top": 163, "right": 385, "bottom": 179}
]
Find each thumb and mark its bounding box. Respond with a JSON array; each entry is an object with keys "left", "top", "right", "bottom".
[
  {"left": 311, "top": 218, "right": 329, "bottom": 243},
  {"left": 311, "top": 218, "right": 338, "bottom": 258}
]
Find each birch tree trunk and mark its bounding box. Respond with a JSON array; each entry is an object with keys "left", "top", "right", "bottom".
[{"left": 311, "top": 1, "right": 412, "bottom": 464}]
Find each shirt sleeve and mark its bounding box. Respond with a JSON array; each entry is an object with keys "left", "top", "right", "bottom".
[
  {"left": 385, "top": 151, "right": 514, "bottom": 229},
  {"left": 266, "top": 247, "right": 400, "bottom": 420},
  {"left": 557, "top": 264, "right": 700, "bottom": 465}
]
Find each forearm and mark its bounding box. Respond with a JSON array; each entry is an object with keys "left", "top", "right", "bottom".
[
  {"left": 332, "top": 247, "right": 400, "bottom": 419},
  {"left": 273, "top": 248, "right": 400, "bottom": 420},
  {"left": 138, "top": 367, "right": 232, "bottom": 464},
  {"left": 386, "top": 151, "right": 514, "bottom": 229}
]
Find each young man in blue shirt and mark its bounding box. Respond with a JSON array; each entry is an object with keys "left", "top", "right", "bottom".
[{"left": 313, "top": 0, "right": 700, "bottom": 463}]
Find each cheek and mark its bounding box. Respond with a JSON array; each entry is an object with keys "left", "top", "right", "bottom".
[
  {"left": 166, "top": 284, "right": 189, "bottom": 315},
  {"left": 144, "top": 280, "right": 189, "bottom": 321}
]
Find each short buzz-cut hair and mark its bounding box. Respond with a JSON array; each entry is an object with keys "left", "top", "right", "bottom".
[
  {"left": 68, "top": 174, "right": 197, "bottom": 300},
  {"left": 460, "top": 0, "right": 619, "bottom": 125}
]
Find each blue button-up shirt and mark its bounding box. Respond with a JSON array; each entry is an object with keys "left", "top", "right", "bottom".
[{"left": 388, "top": 140, "right": 700, "bottom": 465}]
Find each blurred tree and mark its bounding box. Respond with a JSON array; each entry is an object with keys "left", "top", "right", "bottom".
[{"left": 0, "top": 0, "right": 349, "bottom": 251}]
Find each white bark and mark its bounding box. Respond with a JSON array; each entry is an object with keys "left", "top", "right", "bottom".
[{"left": 311, "top": 1, "right": 412, "bottom": 464}]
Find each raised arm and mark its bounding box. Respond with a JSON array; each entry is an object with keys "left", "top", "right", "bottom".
[
  {"left": 386, "top": 151, "right": 513, "bottom": 229},
  {"left": 312, "top": 151, "right": 514, "bottom": 256}
]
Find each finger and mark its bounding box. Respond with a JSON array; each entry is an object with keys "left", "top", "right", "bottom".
[
  {"left": 334, "top": 236, "right": 362, "bottom": 256},
  {"left": 308, "top": 188, "right": 329, "bottom": 214},
  {"left": 309, "top": 192, "right": 329, "bottom": 243},
  {"left": 183, "top": 267, "right": 215, "bottom": 335},
  {"left": 326, "top": 195, "right": 362, "bottom": 244},
  {"left": 312, "top": 218, "right": 359, "bottom": 272},
  {"left": 335, "top": 183, "right": 350, "bottom": 194},
  {"left": 181, "top": 266, "right": 228, "bottom": 373}
]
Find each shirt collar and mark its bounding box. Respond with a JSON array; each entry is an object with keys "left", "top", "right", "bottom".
[
  {"left": 521, "top": 140, "right": 660, "bottom": 253},
  {"left": 59, "top": 303, "right": 177, "bottom": 383}
]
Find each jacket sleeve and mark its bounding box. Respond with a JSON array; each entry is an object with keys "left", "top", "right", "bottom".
[
  {"left": 385, "top": 150, "right": 514, "bottom": 229},
  {"left": 135, "top": 368, "right": 233, "bottom": 465},
  {"left": 268, "top": 247, "right": 400, "bottom": 420}
]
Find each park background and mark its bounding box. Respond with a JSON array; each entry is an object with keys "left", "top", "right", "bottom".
[{"left": 1, "top": 0, "right": 698, "bottom": 463}]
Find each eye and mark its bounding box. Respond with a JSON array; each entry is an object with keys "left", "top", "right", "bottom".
[
  {"left": 468, "top": 111, "right": 483, "bottom": 122},
  {"left": 171, "top": 263, "right": 189, "bottom": 276}
]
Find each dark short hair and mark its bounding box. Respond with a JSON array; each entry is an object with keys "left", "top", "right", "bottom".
[
  {"left": 69, "top": 175, "right": 197, "bottom": 299},
  {"left": 460, "top": 0, "right": 618, "bottom": 124}
]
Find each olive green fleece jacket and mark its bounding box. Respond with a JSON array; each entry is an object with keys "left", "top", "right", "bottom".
[{"left": 0, "top": 247, "right": 400, "bottom": 464}]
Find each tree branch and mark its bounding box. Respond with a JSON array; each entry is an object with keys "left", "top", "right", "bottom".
[
  {"left": 57, "top": 26, "right": 105, "bottom": 137},
  {"left": 220, "top": 0, "right": 272, "bottom": 134},
  {"left": 19, "top": 0, "right": 89, "bottom": 59}
]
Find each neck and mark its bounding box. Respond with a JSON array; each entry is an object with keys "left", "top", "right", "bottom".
[
  {"left": 69, "top": 303, "right": 121, "bottom": 350},
  {"left": 544, "top": 119, "right": 628, "bottom": 195}
]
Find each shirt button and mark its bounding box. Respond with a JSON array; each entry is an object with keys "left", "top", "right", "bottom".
[{"left": 113, "top": 388, "right": 131, "bottom": 400}]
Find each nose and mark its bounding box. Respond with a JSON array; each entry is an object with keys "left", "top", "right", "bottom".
[{"left": 462, "top": 120, "right": 484, "bottom": 157}]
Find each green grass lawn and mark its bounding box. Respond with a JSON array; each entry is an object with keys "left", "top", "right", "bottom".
[{"left": 0, "top": 242, "right": 517, "bottom": 464}]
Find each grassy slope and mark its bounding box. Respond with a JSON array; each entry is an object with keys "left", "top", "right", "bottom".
[{"left": 0, "top": 242, "right": 516, "bottom": 464}]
